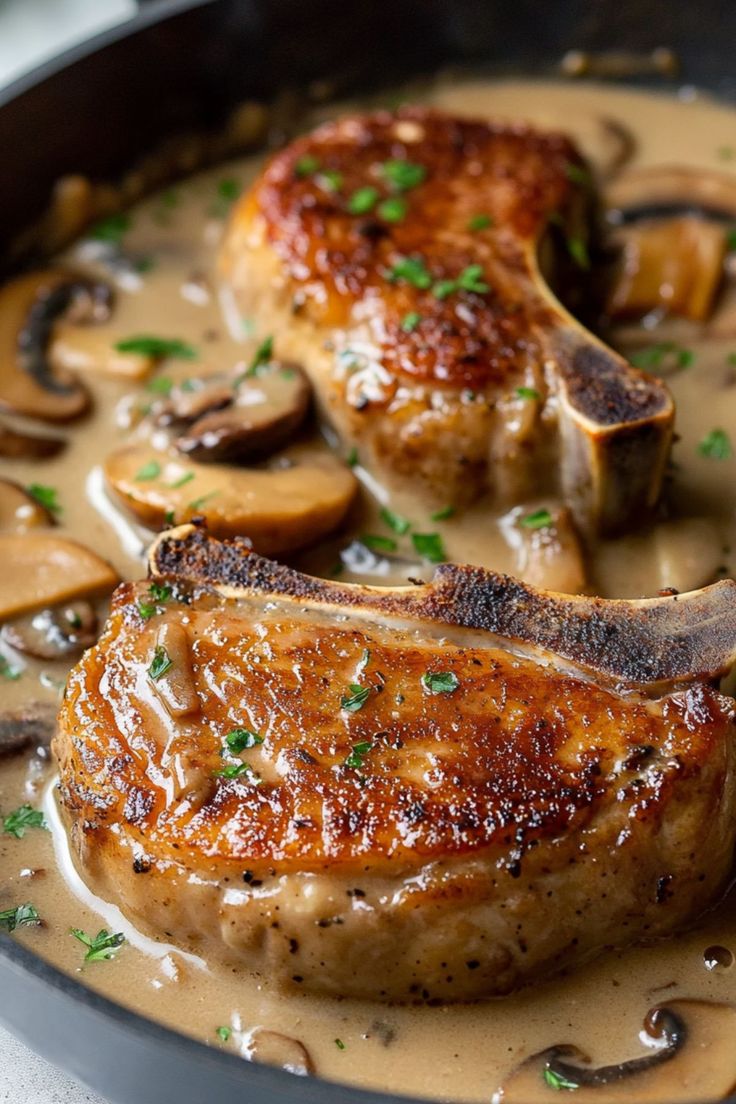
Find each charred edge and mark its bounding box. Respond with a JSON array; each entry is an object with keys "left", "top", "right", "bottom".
[{"left": 562, "top": 340, "right": 672, "bottom": 427}]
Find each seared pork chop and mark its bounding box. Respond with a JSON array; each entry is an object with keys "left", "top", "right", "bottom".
[
  {"left": 221, "top": 108, "right": 673, "bottom": 536},
  {"left": 54, "top": 526, "right": 736, "bottom": 1001}
]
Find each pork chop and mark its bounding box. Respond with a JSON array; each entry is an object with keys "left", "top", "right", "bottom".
[
  {"left": 220, "top": 108, "right": 674, "bottom": 536},
  {"left": 53, "top": 526, "right": 736, "bottom": 1001}
]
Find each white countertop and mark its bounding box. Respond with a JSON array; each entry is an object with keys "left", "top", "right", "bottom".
[{"left": 0, "top": 6, "right": 133, "bottom": 1098}]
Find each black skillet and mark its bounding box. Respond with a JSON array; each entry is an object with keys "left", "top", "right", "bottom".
[{"left": 1, "top": 1, "right": 735, "bottom": 1100}]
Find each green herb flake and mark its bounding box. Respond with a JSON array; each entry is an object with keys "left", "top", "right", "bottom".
[
  {"left": 432, "top": 278, "right": 458, "bottom": 300},
  {"left": 421, "top": 671, "right": 460, "bottom": 695},
  {"left": 134, "top": 256, "right": 155, "bottom": 274},
  {"left": 543, "top": 1067, "right": 580, "bottom": 1092},
  {"left": 27, "top": 483, "right": 61, "bottom": 514},
  {"left": 458, "top": 264, "right": 490, "bottom": 294},
  {"left": 467, "top": 213, "right": 493, "bottom": 232},
  {"left": 344, "top": 740, "right": 373, "bottom": 769},
  {"left": 431, "top": 505, "right": 455, "bottom": 522},
  {"left": 347, "top": 186, "right": 379, "bottom": 215},
  {"left": 188, "top": 491, "right": 219, "bottom": 513},
  {"left": 629, "top": 342, "right": 694, "bottom": 371},
  {"left": 567, "top": 237, "right": 590, "bottom": 270},
  {"left": 380, "top": 507, "right": 410, "bottom": 535},
  {"left": 346, "top": 446, "right": 359, "bottom": 467},
  {"left": 3, "top": 805, "right": 46, "bottom": 839},
  {"left": 698, "top": 428, "right": 733, "bottom": 461},
  {"left": 225, "top": 728, "right": 264, "bottom": 753},
  {"left": 521, "top": 508, "right": 553, "bottom": 530},
  {"left": 115, "top": 336, "right": 198, "bottom": 360},
  {"left": 168, "top": 471, "right": 194, "bottom": 489},
  {"left": 0, "top": 903, "right": 40, "bottom": 933},
  {"left": 90, "top": 212, "right": 130, "bottom": 245},
  {"left": 516, "top": 386, "right": 541, "bottom": 401},
  {"left": 148, "top": 645, "right": 173, "bottom": 681},
  {"left": 386, "top": 256, "right": 432, "bottom": 289},
  {"left": 217, "top": 178, "right": 241, "bottom": 203},
  {"left": 164, "top": 509, "right": 176, "bottom": 526},
  {"left": 137, "top": 601, "right": 157, "bottom": 622},
  {"left": 727, "top": 227, "right": 736, "bottom": 252},
  {"left": 361, "top": 534, "right": 398, "bottom": 553},
  {"left": 411, "top": 532, "right": 446, "bottom": 563},
  {"left": 717, "top": 146, "right": 736, "bottom": 161},
  {"left": 340, "top": 684, "right": 372, "bottom": 713},
  {"left": 377, "top": 196, "right": 408, "bottom": 223},
  {"left": 134, "top": 460, "right": 162, "bottom": 482},
  {"left": 216, "top": 1026, "right": 232, "bottom": 1043},
  {"left": 401, "top": 311, "right": 422, "bottom": 333},
  {"left": 381, "top": 160, "right": 427, "bottom": 192},
  {"left": 235, "top": 335, "right": 275, "bottom": 384},
  {"left": 150, "top": 582, "right": 173, "bottom": 603},
  {"left": 564, "top": 162, "right": 591, "bottom": 186},
  {"left": 0, "top": 657, "right": 21, "bottom": 681},
  {"left": 70, "top": 927, "right": 126, "bottom": 963},
  {"left": 295, "top": 154, "right": 321, "bottom": 178},
  {"left": 335, "top": 1038, "right": 347, "bottom": 1050},
  {"left": 317, "top": 169, "right": 344, "bottom": 193},
  {"left": 216, "top": 761, "right": 260, "bottom": 781},
  {"left": 145, "top": 375, "right": 174, "bottom": 396}
]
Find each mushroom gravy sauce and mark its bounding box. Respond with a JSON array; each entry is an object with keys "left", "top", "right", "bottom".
[{"left": 4, "top": 79, "right": 736, "bottom": 1101}]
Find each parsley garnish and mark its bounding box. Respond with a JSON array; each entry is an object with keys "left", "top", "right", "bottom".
[
  {"left": 564, "top": 162, "right": 590, "bottom": 186},
  {"left": 381, "top": 160, "right": 426, "bottom": 191},
  {"left": 411, "top": 532, "right": 446, "bottom": 562},
  {"left": 148, "top": 645, "right": 172, "bottom": 681},
  {"left": 236, "top": 335, "right": 274, "bottom": 384},
  {"left": 345, "top": 740, "right": 372, "bottom": 768},
  {"left": 377, "top": 196, "right": 407, "bottom": 223},
  {"left": 169, "top": 472, "right": 194, "bottom": 490},
  {"left": 27, "top": 483, "right": 60, "bottom": 515},
  {"left": 630, "top": 343, "right": 694, "bottom": 371},
  {"left": 341, "top": 684, "right": 372, "bottom": 713},
  {"left": 0, "top": 657, "right": 20, "bottom": 681},
  {"left": 317, "top": 169, "right": 343, "bottom": 193},
  {"left": 90, "top": 213, "right": 130, "bottom": 245},
  {"left": 216, "top": 1026, "right": 232, "bottom": 1043},
  {"left": 467, "top": 213, "right": 493, "bottom": 231},
  {"left": 225, "top": 728, "right": 263, "bottom": 753},
  {"left": 698, "top": 428, "right": 732, "bottom": 460},
  {"left": 188, "top": 491, "right": 219, "bottom": 513},
  {"left": 387, "top": 256, "right": 432, "bottom": 289},
  {"left": 138, "top": 582, "right": 172, "bottom": 621},
  {"left": 516, "top": 386, "right": 541, "bottom": 400},
  {"left": 421, "top": 671, "right": 459, "bottom": 694},
  {"left": 380, "top": 507, "right": 410, "bottom": 535},
  {"left": 348, "top": 186, "right": 379, "bottom": 215},
  {"left": 335, "top": 1038, "right": 347, "bottom": 1050},
  {"left": 431, "top": 505, "right": 455, "bottom": 521},
  {"left": 146, "top": 375, "right": 174, "bottom": 396},
  {"left": 3, "top": 805, "right": 46, "bottom": 839},
  {"left": 727, "top": 227, "right": 736, "bottom": 252},
  {"left": 521, "top": 508, "right": 553, "bottom": 529},
  {"left": 543, "top": 1067, "right": 580, "bottom": 1091},
  {"left": 0, "top": 903, "right": 40, "bottom": 933},
  {"left": 361, "top": 534, "right": 398, "bottom": 553},
  {"left": 401, "top": 311, "right": 422, "bottom": 333},
  {"left": 295, "top": 155, "right": 320, "bottom": 178},
  {"left": 70, "top": 928, "right": 126, "bottom": 962},
  {"left": 217, "top": 178, "right": 240, "bottom": 203},
  {"left": 216, "top": 761, "right": 260, "bottom": 781},
  {"left": 134, "top": 460, "right": 161, "bottom": 482},
  {"left": 432, "top": 265, "right": 490, "bottom": 300},
  {"left": 346, "top": 446, "right": 359, "bottom": 467},
  {"left": 567, "top": 237, "right": 590, "bottom": 269},
  {"left": 115, "top": 336, "right": 198, "bottom": 360},
  {"left": 164, "top": 509, "right": 176, "bottom": 526}
]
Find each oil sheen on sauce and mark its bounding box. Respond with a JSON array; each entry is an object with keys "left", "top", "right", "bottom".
[{"left": 3, "top": 79, "right": 736, "bottom": 1103}]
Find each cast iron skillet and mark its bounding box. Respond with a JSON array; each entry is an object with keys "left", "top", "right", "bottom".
[{"left": 1, "top": 1, "right": 735, "bottom": 1101}]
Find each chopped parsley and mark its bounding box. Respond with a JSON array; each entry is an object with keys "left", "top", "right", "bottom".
[
  {"left": 0, "top": 903, "right": 40, "bottom": 933},
  {"left": 377, "top": 196, "right": 408, "bottom": 223},
  {"left": 630, "top": 343, "right": 694, "bottom": 371},
  {"left": 361, "top": 534, "right": 398, "bottom": 553},
  {"left": 380, "top": 507, "right": 410, "bottom": 535},
  {"left": 295, "top": 155, "right": 321, "bottom": 178},
  {"left": 90, "top": 212, "right": 130, "bottom": 245},
  {"left": 236, "top": 335, "right": 274, "bottom": 383},
  {"left": 216, "top": 761, "right": 260, "bottom": 781},
  {"left": 3, "top": 805, "right": 46, "bottom": 839},
  {"left": 340, "top": 684, "right": 372, "bottom": 713},
  {"left": 516, "top": 386, "right": 541, "bottom": 401},
  {"left": 335, "top": 1038, "right": 347, "bottom": 1050},
  {"left": 431, "top": 505, "right": 455, "bottom": 522},
  {"left": 432, "top": 265, "right": 490, "bottom": 300},
  {"left": 380, "top": 160, "right": 426, "bottom": 191},
  {"left": 138, "top": 582, "right": 173, "bottom": 621},
  {"left": 567, "top": 237, "right": 590, "bottom": 269},
  {"left": 168, "top": 471, "right": 195, "bottom": 489},
  {"left": 467, "top": 213, "right": 493, "bottom": 232},
  {"left": 0, "top": 657, "right": 20, "bottom": 681},
  {"left": 164, "top": 509, "right": 176, "bottom": 526},
  {"left": 717, "top": 146, "right": 735, "bottom": 162},
  {"left": 115, "top": 336, "right": 198, "bottom": 360},
  {"left": 217, "top": 178, "right": 240, "bottom": 203},
  {"left": 564, "top": 162, "right": 591, "bottom": 186},
  {"left": 347, "top": 186, "right": 379, "bottom": 215},
  {"left": 70, "top": 927, "right": 126, "bottom": 962},
  {"left": 148, "top": 645, "right": 173, "bottom": 681},
  {"left": 27, "top": 483, "right": 61, "bottom": 515},
  {"left": 432, "top": 278, "right": 458, "bottom": 300},
  {"left": 386, "top": 256, "right": 432, "bottom": 289},
  {"left": 521, "top": 508, "right": 553, "bottom": 530},
  {"left": 411, "top": 532, "right": 446, "bottom": 562},
  {"left": 146, "top": 375, "right": 174, "bottom": 396},
  {"left": 346, "top": 446, "right": 359, "bottom": 467},
  {"left": 727, "top": 227, "right": 736, "bottom": 252},
  {"left": 344, "top": 740, "right": 372, "bottom": 769},
  {"left": 317, "top": 169, "right": 344, "bottom": 193},
  {"left": 225, "top": 728, "right": 263, "bottom": 753},
  {"left": 543, "top": 1067, "right": 580, "bottom": 1092},
  {"left": 134, "top": 460, "right": 161, "bottom": 482},
  {"left": 698, "top": 428, "right": 732, "bottom": 461},
  {"left": 216, "top": 1026, "right": 232, "bottom": 1043},
  {"left": 188, "top": 491, "right": 219, "bottom": 513},
  {"left": 401, "top": 311, "right": 422, "bottom": 333},
  {"left": 421, "top": 671, "right": 459, "bottom": 694}
]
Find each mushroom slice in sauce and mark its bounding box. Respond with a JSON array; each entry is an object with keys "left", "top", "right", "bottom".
[
  {"left": 244, "top": 1029, "right": 315, "bottom": 1077},
  {"left": 0, "top": 479, "right": 55, "bottom": 532},
  {"left": 2, "top": 600, "right": 97, "bottom": 660},
  {"left": 50, "top": 323, "right": 156, "bottom": 381},
  {"left": 168, "top": 361, "right": 311, "bottom": 463},
  {"left": 0, "top": 533, "right": 118, "bottom": 621},
  {"left": 0, "top": 419, "right": 65, "bottom": 460},
  {"left": 0, "top": 701, "right": 57, "bottom": 756},
  {"left": 493, "top": 1000, "right": 736, "bottom": 1102},
  {"left": 104, "top": 445, "right": 357, "bottom": 556},
  {"left": 0, "top": 270, "right": 113, "bottom": 422}
]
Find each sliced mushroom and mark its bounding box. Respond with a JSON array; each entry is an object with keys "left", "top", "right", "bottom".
[
  {"left": 0, "top": 419, "right": 65, "bottom": 460},
  {"left": 500, "top": 504, "right": 586, "bottom": 594},
  {"left": 0, "top": 270, "right": 113, "bottom": 422},
  {"left": 104, "top": 445, "right": 357, "bottom": 556},
  {"left": 166, "top": 362, "right": 311, "bottom": 463},
  {"left": 2, "top": 600, "right": 97, "bottom": 659},
  {"left": 244, "top": 1029, "right": 314, "bottom": 1077},
  {"left": 50, "top": 323, "right": 156, "bottom": 381},
  {"left": 0, "top": 702, "right": 57, "bottom": 756},
  {"left": 0, "top": 480, "right": 55, "bottom": 532},
  {"left": 0, "top": 534, "right": 118, "bottom": 622},
  {"left": 492, "top": 1000, "right": 736, "bottom": 1104}
]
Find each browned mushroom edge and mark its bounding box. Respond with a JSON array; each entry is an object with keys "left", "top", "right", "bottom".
[
  {"left": 0, "top": 419, "right": 65, "bottom": 460},
  {"left": 1, "top": 600, "right": 98, "bottom": 660},
  {"left": 0, "top": 701, "right": 57, "bottom": 756}
]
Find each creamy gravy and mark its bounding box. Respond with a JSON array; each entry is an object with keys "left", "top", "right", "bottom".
[{"left": 3, "top": 78, "right": 736, "bottom": 1101}]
